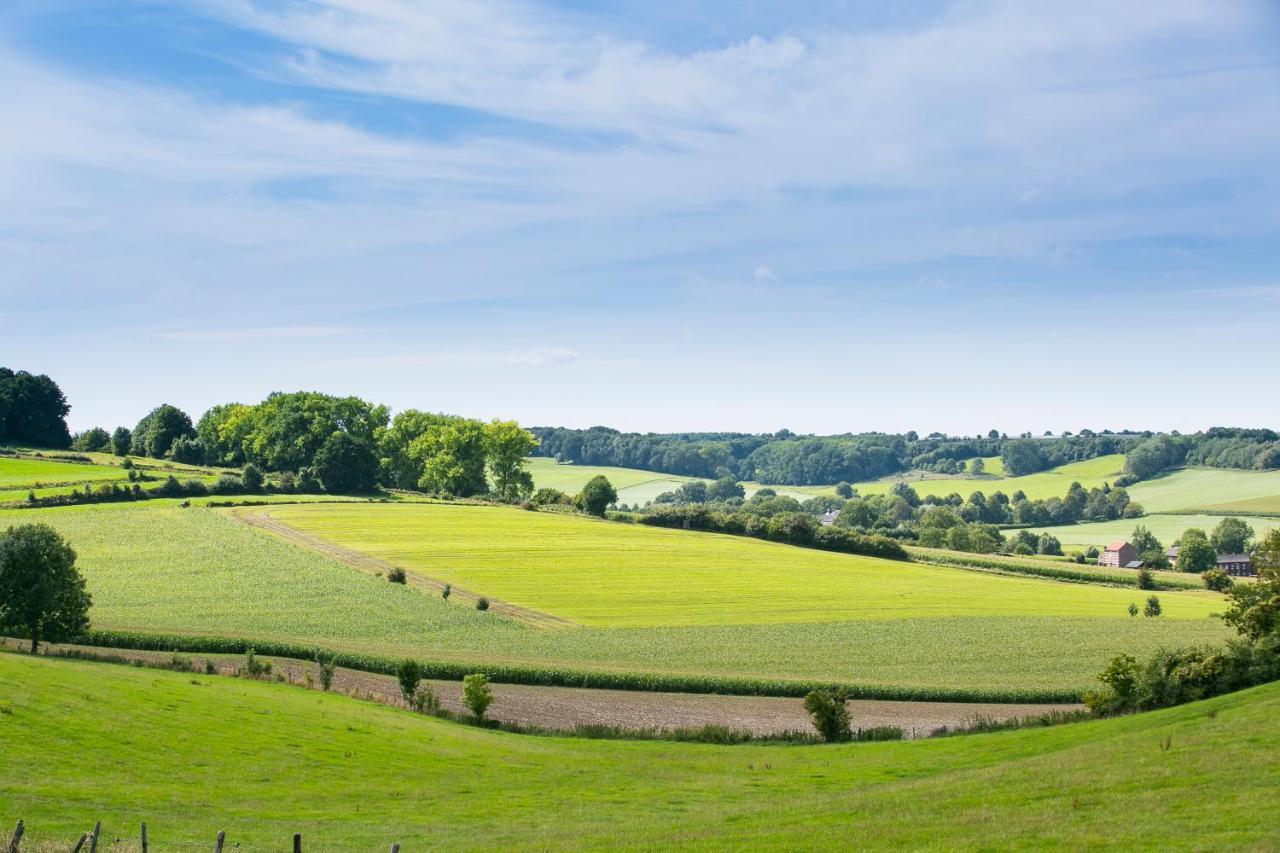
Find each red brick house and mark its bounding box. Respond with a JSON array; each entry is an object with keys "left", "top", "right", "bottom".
[{"left": 1099, "top": 540, "right": 1137, "bottom": 568}]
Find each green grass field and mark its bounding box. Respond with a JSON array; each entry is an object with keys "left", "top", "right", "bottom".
[
  {"left": 0, "top": 455, "right": 127, "bottom": 488},
  {"left": 3, "top": 652, "right": 1277, "bottom": 850},
  {"left": 852, "top": 454, "right": 1127, "bottom": 501},
  {"left": 1128, "top": 467, "right": 1280, "bottom": 513},
  {"left": 0, "top": 502, "right": 1232, "bottom": 694},
  {"left": 526, "top": 456, "right": 815, "bottom": 504},
  {"left": 1022, "top": 513, "right": 1280, "bottom": 553},
  {"left": 259, "top": 502, "right": 1224, "bottom": 629}
]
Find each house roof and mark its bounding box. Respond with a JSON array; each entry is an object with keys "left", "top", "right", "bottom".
[
  {"left": 1125, "top": 560, "right": 1145, "bottom": 569},
  {"left": 1166, "top": 546, "right": 1180, "bottom": 557},
  {"left": 1104, "top": 540, "right": 1130, "bottom": 552},
  {"left": 1217, "top": 554, "right": 1252, "bottom": 563}
]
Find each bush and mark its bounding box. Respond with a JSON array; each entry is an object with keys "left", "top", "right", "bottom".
[
  {"left": 1202, "top": 569, "right": 1233, "bottom": 592},
  {"left": 1144, "top": 595, "right": 1162, "bottom": 617},
  {"left": 1127, "top": 602, "right": 1139, "bottom": 617},
  {"left": 397, "top": 659, "right": 422, "bottom": 705},
  {"left": 441, "top": 583, "right": 451, "bottom": 599},
  {"left": 531, "top": 487, "right": 570, "bottom": 507},
  {"left": 211, "top": 474, "right": 243, "bottom": 495},
  {"left": 239, "top": 649, "right": 272, "bottom": 678},
  {"left": 387, "top": 567, "right": 407, "bottom": 584},
  {"left": 578, "top": 476, "right": 617, "bottom": 516},
  {"left": 315, "top": 650, "right": 336, "bottom": 691},
  {"left": 1136, "top": 568, "right": 1155, "bottom": 590},
  {"left": 475, "top": 596, "right": 489, "bottom": 611},
  {"left": 463, "top": 673, "right": 493, "bottom": 720},
  {"left": 241, "top": 463, "right": 263, "bottom": 492},
  {"left": 802, "top": 689, "right": 851, "bottom": 742}
]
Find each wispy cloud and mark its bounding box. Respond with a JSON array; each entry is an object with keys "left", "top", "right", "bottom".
[
  {"left": 153, "top": 325, "right": 359, "bottom": 342},
  {"left": 753, "top": 265, "right": 778, "bottom": 285},
  {"left": 509, "top": 346, "right": 582, "bottom": 366}
]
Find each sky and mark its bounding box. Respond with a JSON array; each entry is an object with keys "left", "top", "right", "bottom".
[{"left": 2, "top": 0, "right": 1278, "bottom": 437}]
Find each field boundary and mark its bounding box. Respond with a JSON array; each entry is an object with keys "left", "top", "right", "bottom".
[
  {"left": 230, "top": 507, "right": 576, "bottom": 630},
  {"left": 59, "top": 630, "right": 1085, "bottom": 703}
]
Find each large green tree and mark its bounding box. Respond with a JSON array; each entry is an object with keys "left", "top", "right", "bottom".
[
  {"left": 0, "top": 524, "right": 91, "bottom": 653},
  {"left": 1210, "top": 517, "right": 1255, "bottom": 555},
  {"left": 131, "top": 404, "right": 195, "bottom": 459},
  {"left": 1175, "top": 528, "right": 1218, "bottom": 574},
  {"left": 578, "top": 475, "right": 617, "bottom": 517},
  {"left": 1222, "top": 530, "right": 1280, "bottom": 640},
  {"left": 377, "top": 410, "right": 459, "bottom": 489},
  {"left": 312, "top": 432, "right": 379, "bottom": 494},
  {"left": 0, "top": 368, "right": 71, "bottom": 448},
  {"left": 409, "top": 419, "right": 488, "bottom": 496},
  {"left": 484, "top": 420, "right": 537, "bottom": 502},
  {"left": 237, "top": 392, "right": 389, "bottom": 472}
]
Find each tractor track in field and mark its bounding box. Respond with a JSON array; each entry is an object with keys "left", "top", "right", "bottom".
[{"left": 228, "top": 507, "right": 576, "bottom": 630}]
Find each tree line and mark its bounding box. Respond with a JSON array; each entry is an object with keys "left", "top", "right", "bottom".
[{"left": 1124, "top": 428, "right": 1280, "bottom": 479}]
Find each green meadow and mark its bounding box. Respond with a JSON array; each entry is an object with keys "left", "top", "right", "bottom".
[
  {"left": 0, "top": 502, "right": 1231, "bottom": 695},
  {"left": 1023, "top": 513, "right": 1280, "bottom": 553},
  {"left": 1128, "top": 466, "right": 1280, "bottom": 513},
  {"left": 3, "top": 652, "right": 1277, "bottom": 850},
  {"left": 852, "top": 454, "right": 1127, "bottom": 501},
  {"left": 525, "top": 456, "right": 814, "bottom": 504}
]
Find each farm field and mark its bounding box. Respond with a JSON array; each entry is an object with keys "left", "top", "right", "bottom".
[
  {"left": 258, "top": 502, "right": 1224, "bottom": 628},
  {"left": 1022, "top": 514, "right": 1280, "bottom": 553},
  {"left": 0, "top": 455, "right": 127, "bottom": 488},
  {"left": 525, "top": 456, "right": 814, "bottom": 504},
  {"left": 1127, "top": 467, "right": 1280, "bottom": 514},
  {"left": 4, "top": 653, "right": 1279, "bottom": 850},
  {"left": 851, "top": 454, "right": 1126, "bottom": 501},
  {"left": 0, "top": 502, "right": 1230, "bottom": 695}
]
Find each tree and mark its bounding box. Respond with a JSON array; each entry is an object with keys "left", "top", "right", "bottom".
[
  {"left": 1175, "top": 528, "right": 1217, "bottom": 574},
  {"left": 1144, "top": 595, "right": 1162, "bottom": 617},
  {"left": 312, "top": 432, "right": 379, "bottom": 494},
  {"left": 1001, "top": 440, "right": 1046, "bottom": 476},
  {"left": 484, "top": 419, "right": 538, "bottom": 502},
  {"left": 1131, "top": 524, "right": 1169, "bottom": 568},
  {"left": 409, "top": 419, "right": 488, "bottom": 496},
  {"left": 0, "top": 524, "right": 91, "bottom": 652},
  {"left": 834, "top": 481, "right": 854, "bottom": 499},
  {"left": 110, "top": 426, "right": 132, "bottom": 457},
  {"left": 707, "top": 476, "right": 745, "bottom": 502},
  {"left": 131, "top": 404, "right": 195, "bottom": 459},
  {"left": 71, "top": 427, "right": 111, "bottom": 452},
  {"left": 0, "top": 368, "right": 72, "bottom": 448},
  {"left": 578, "top": 475, "right": 617, "bottom": 516},
  {"left": 241, "top": 463, "right": 263, "bottom": 492},
  {"left": 1136, "top": 568, "right": 1155, "bottom": 590},
  {"left": 1201, "top": 569, "right": 1232, "bottom": 592},
  {"left": 1222, "top": 529, "right": 1280, "bottom": 641},
  {"left": 1036, "top": 533, "right": 1062, "bottom": 556},
  {"left": 463, "top": 673, "right": 493, "bottom": 721},
  {"left": 1210, "top": 517, "right": 1254, "bottom": 555},
  {"left": 235, "top": 392, "right": 389, "bottom": 473},
  {"left": 802, "top": 689, "right": 851, "bottom": 742},
  {"left": 376, "top": 409, "right": 457, "bottom": 489},
  {"left": 397, "top": 659, "right": 422, "bottom": 705}
]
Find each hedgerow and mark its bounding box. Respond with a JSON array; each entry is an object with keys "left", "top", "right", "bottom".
[
  {"left": 907, "top": 549, "right": 1201, "bottom": 590},
  {"left": 77, "top": 630, "right": 1080, "bottom": 703}
]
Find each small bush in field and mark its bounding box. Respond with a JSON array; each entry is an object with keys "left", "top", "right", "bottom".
[
  {"left": 1144, "top": 595, "right": 1162, "bottom": 618},
  {"left": 463, "top": 673, "right": 493, "bottom": 721},
  {"left": 315, "top": 650, "right": 336, "bottom": 691},
  {"left": 409, "top": 683, "right": 440, "bottom": 713},
  {"left": 1201, "top": 569, "right": 1233, "bottom": 592},
  {"left": 1127, "top": 602, "right": 1139, "bottom": 617},
  {"left": 803, "top": 689, "right": 851, "bottom": 742},
  {"left": 239, "top": 649, "right": 271, "bottom": 678},
  {"left": 441, "top": 583, "right": 451, "bottom": 600},
  {"left": 475, "top": 596, "right": 489, "bottom": 611},
  {"left": 1136, "top": 568, "right": 1155, "bottom": 590},
  {"left": 387, "top": 567, "right": 407, "bottom": 584},
  {"left": 397, "top": 659, "right": 422, "bottom": 705}
]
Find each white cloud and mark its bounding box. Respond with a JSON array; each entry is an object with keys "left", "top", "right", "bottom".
[
  {"left": 509, "top": 346, "right": 582, "bottom": 366},
  {"left": 917, "top": 276, "right": 949, "bottom": 289},
  {"left": 753, "top": 265, "right": 778, "bottom": 285}
]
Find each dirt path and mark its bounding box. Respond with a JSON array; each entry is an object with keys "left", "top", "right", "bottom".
[
  {"left": 10, "top": 641, "right": 1082, "bottom": 739},
  {"left": 228, "top": 507, "right": 575, "bottom": 630}
]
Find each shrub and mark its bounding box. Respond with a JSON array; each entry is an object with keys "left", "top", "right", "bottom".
[
  {"left": 315, "top": 650, "right": 336, "bottom": 691},
  {"left": 802, "top": 689, "right": 851, "bottom": 742},
  {"left": 211, "top": 474, "right": 243, "bottom": 495},
  {"left": 463, "top": 673, "right": 493, "bottom": 721},
  {"left": 1144, "top": 595, "right": 1162, "bottom": 618},
  {"left": 239, "top": 649, "right": 272, "bottom": 678},
  {"left": 475, "top": 596, "right": 489, "bottom": 611},
  {"left": 387, "top": 567, "right": 407, "bottom": 584},
  {"left": 1127, "top": 602, "right": 1139, "bottom": 617},
  {"left": 241, "top": 463, "right": 263, "bottom": 492},
  {"left": 578, "top": 476, "right": 617, "bottom": 516},
  {"left": 1085, "top": 545, "right": 1100, "bottom": 559},
  {"left": 1136, "top": 568, "right": 1155, "bottom": 590},
  {"left": 397, "top": 659, "right": 422, "bottom": 705},
  {"left": 441, "top": 583, "right": 451, "bottom": 600},
  {"left": 1202, "top": 569, "right": 1233, "bottom": 592}
]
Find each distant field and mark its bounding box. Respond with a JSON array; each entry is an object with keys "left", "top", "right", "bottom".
[
  {"left": 1022, "top": 513, "right": 1280, "bottom": 552},
  {"left": 525, "top": 457, "right": 813, "bottom": 504},
  {"left": 852, "top": 454, "right": 1126, "bottom": 501},
  {"left": 0, "top": 502, "right": 1230, "bottom": 694},
  {"left": 5, "top": 653, "right": 1279, "bottom": 850},
  {"left": 1128, "top": 467, "right": 1280, "bottom": 513},
  {"left": 0, "top": 455, "right": 127, "bottom": 488},
  {"left": 260, "top": 502, "right": 1224, "bottom": 629}
]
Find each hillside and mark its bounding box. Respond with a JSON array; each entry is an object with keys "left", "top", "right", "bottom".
[
  {"left": 3, "top": 501, "right": 1232, "bottom": 697},
  {"left": 3, "top": 652, "right": 1278, "bottom": 849}
]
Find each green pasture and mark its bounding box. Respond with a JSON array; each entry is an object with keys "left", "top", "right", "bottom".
[
  {"left": 525, "top": 457, "right": 814, "bottom": 504},
  {"left": 260, "top": 502, "right": 1224, "bottom": 629},
  {"left": 852, "top": 454, "right": 1126, "bottom": 501},
  {"left": 0, "top": 455, "right": 127, "bottom": 488},
  {"left": 1128, "top": 467, "right": 1280, "bottom": 513},
  {"left": 0, "top": 502, "right": 1230, "bottom": 694},
  {"left": 1022, "top": 513, "right": 1280, "bottom": 553},
  {"left": 3, "top": 653, "right": 1277, "bottom": 850}
]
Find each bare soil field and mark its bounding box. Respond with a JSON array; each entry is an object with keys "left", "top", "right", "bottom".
[{"left": 6, "top": 640, "right": 1080, "bottom": 738}]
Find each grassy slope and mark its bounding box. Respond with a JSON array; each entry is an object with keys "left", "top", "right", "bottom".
[
  {"left": 852, "top": 454, "right": 1127, "bottom": 501},
  {"left": 3, "top": 652, "right": 1278, "bottom": 850},
  {"left": 259, "top": 502, "right": 1224, "bottom": 628},
  {"left": 1023, "top": 514, "right": 1280, "bottom": 552},
  {"left": 1128, "top": 467, "right": 1280, "bottom": 513},
  {"left": 526, "top": 457, "right": 816, "bottom": 504},
  {"left": 1, "top": 502, "right": 1231, "bottom": 694}
]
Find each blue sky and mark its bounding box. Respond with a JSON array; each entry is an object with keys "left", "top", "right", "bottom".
[{"left": 2, "top": 1, "right": 1278, "bottom": 436}]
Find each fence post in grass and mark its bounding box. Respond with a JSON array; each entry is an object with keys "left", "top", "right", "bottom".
[
  {"left": 71, "top": 833, "right": 87, "bottom": 853},
  {"left": 140, "top": 822, "right": 147, "bottom": 853},
  {"left": 293, "top": 833, "right": 302, "bottom": 853},
  {"left": 213, "top": 830, "right": 225, "bottom": 852},
  {"left": 5, "top": 820, "right": 22, "bottom": 853},
  {"left": 390, "top": 845, "right": 400, "bottom": 853},
  {"left": 88, "top": 821, "right": 100, "bottom": 853}
]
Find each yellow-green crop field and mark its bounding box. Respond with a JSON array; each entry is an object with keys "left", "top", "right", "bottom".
[
  {"left": 4, "top": 652, "right": 1278, "bottom": 850},
  {"left": 0, "top": 501, "right": 1231, "bottom": 695},
  {"left": 851, "top": 454, "right": 1127, "bottom": 501},
  {"left": 1023, "top": 513, "right": 1280, "bottom": 553},
  {"left": 260, "top": 502, "right": 1223, "bottom": 628},
  {"left": 1128, "top": 467, "right": 1280, "bottom": 514},
  {"left": 525, "top": 456, "right": 814, "bottom": 504}
]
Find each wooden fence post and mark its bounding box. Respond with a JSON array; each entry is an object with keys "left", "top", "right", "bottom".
[
  {"left": 71, "top": 833, "right": 88, "bottom": 853},
  {"left": 390, "top": 845, "right": 400, "bottom": 853},
  {"left": 213, "top": 830, "right": 225, "bottom": 853},
  {"left": 140, "top": 822, "right": 148, "bottom": 853},
  {"left": 293, "top": 833, "right": 302, "bottom": 853},
  {"left": 88, "top": 822, "right": 101, "bottom": 853},
  {"left": 5, "top": 820, "right": 22, "bottom": 853}
]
